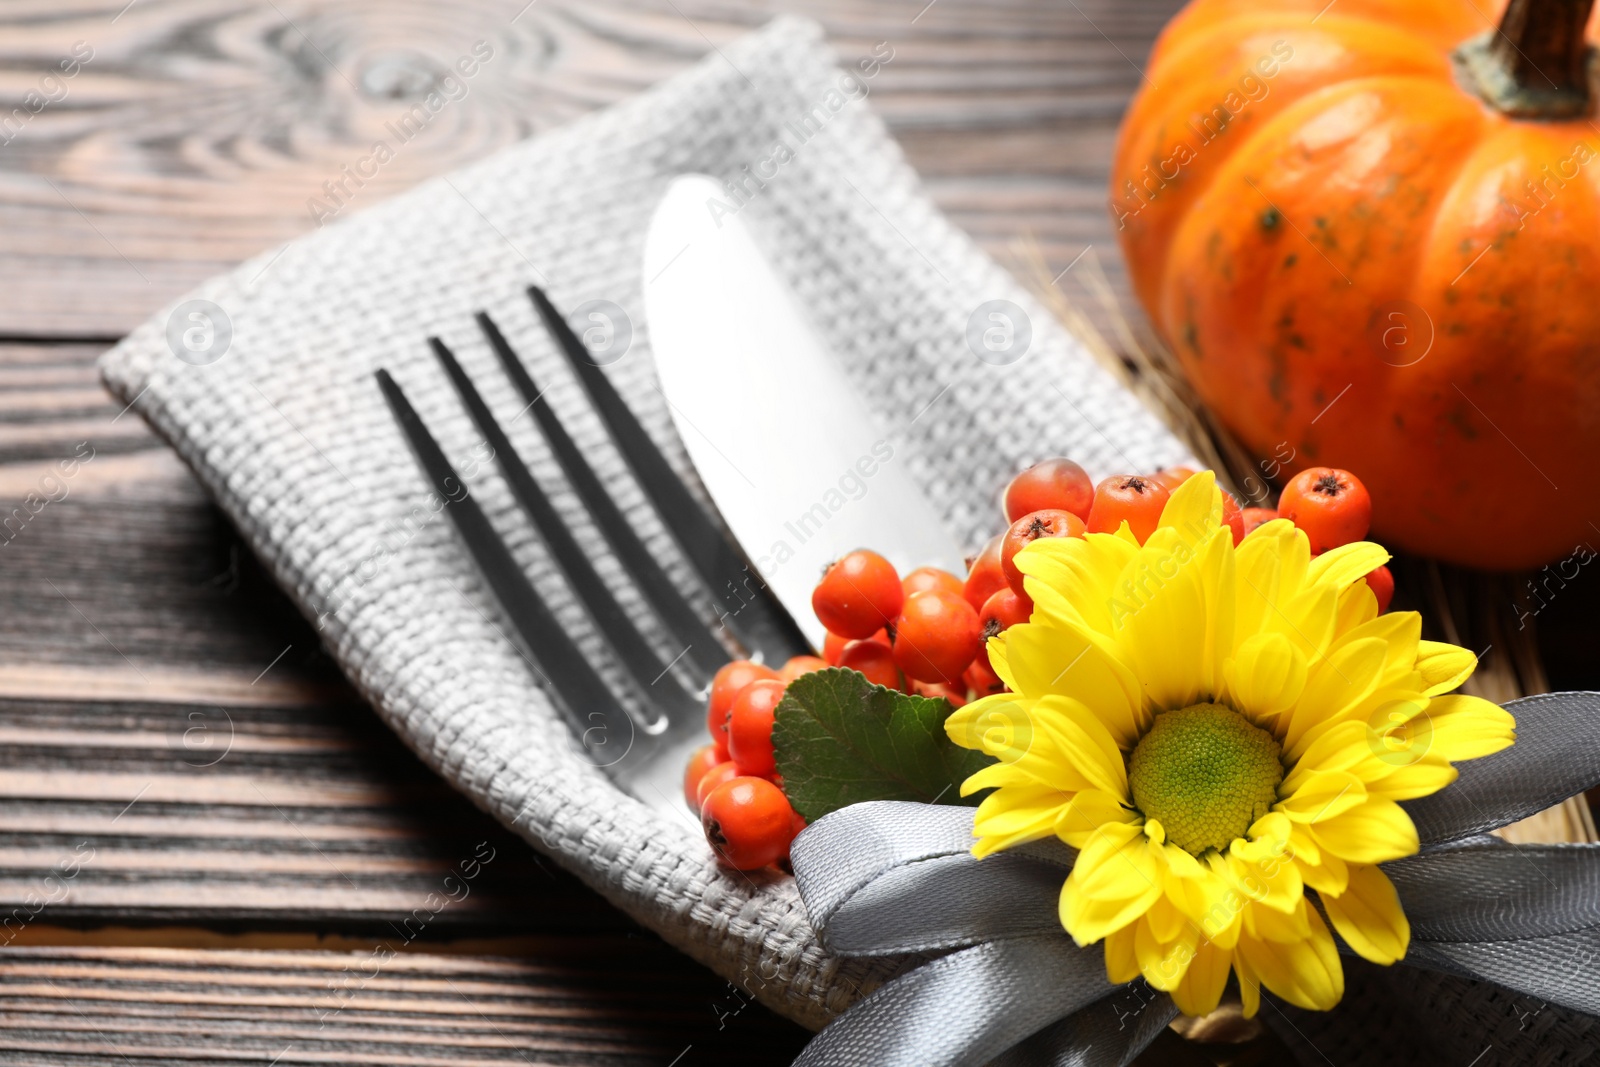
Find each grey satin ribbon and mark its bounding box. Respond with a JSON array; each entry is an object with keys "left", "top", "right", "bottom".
[
  {"left": 795, "top": 803, "right": 1072, "bottom": 956},
  {"left": 1388, "top": 842, "right": 1600, "bottom": 942},
  {"left": 1403, "top": 691, "right": 1600, "bottom": 844},
  {"left": 788, "top": 692, "right": 1600, "bottom": 1065},
  {"left": 790, "top": 936, "right": 1120, "bottom": 1067},
  {"left": 989, "top": 989, "right": 1180, "bottom": 1067}
]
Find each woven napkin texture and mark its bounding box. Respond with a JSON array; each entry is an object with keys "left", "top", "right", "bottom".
[{"left": 98, "top": 17, "right": 1191, "bottom": 1028}]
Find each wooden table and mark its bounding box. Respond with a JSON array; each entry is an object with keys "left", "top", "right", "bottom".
[{"left": 1, "top": 1, "right": 1593, "bottom": 1063}]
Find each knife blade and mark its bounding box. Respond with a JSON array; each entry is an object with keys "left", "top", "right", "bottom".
[{"left": 644, "top": 174, "right": 968, "bottom": 650}]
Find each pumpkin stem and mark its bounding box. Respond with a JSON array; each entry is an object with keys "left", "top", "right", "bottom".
[{"left": 1456, "top": 0, "right": 1596, "bottom": 118}]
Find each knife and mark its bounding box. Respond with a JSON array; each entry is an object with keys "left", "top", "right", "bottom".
[{"left": 643, "top": 174, "right": 968, "bottom": 651}]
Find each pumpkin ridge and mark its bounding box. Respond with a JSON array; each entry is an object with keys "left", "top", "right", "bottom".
[
  {"left": 1152, "top": 73, "right": 1481, "bottom": 317},
  {"left": 1409, "top": 124, "right": 1518, "bottom": 314},
  {"left": 1152, "top": 0, "right": 1487, "bottom": 57},
  {"left": 1147, "top": 13, "right": 1453, "bottom": 85},
  {"left": 1150, "top": 74, "right": 1489, "bottom": 479},
  {"left": 1120, "top": 21, "right": 1465, "bottom": 303}
]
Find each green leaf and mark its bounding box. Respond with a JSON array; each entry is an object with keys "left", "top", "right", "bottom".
[{"left": 773, "top": 667, "right": 994, "bottom": 823}]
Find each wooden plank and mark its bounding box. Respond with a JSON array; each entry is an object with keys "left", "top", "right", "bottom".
[
  {"left": 0, "top": 945, "right": 813, "bottom": 1064},
  {"left": 0, "top": 343, "right": 342, "bottom": 696},
  {"left": 0, "top": 0, "right": 1185, "bottom": 336},
  {"left": 0, "top": 690, "right": 639, "bottom": 930}
]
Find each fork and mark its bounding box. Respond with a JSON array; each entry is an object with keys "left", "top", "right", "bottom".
[{"left": 376, "top": 286, "right": 811, "bottom": 812}]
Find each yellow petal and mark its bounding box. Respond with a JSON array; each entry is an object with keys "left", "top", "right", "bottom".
[
  {"left": 1054, "top": 789, "right": 1139, "bottom": 848},
  {"left": 1322, "top": 864, "right": 1409, "bottom": 965},
  {"left": 1155, "top": 836, "right": 1207, "bottom": 880},
  {"left": 945, "top": 693, "right": 1028, "bottom": 752},
  {"left": 1275, "top": 771, "right": 1367, "bottom": 824},
  {"left": 1237, "top": 902, "right": 1344, "bottom": 1011},
  {"left": 1064, "top": 890, "right": 1156, "bottom": 947},
  {"left": 1358, "top": 693, "right": 1436, "bottom": 773},
  {"left": 960, "top": 759, "right": 1036, "bottom": 795},
  {"left": 1288, "top": 687, "right": 1439, "bottom": 786},
  {"left": 988, "top": 638, "right": 1018, "bottom": 692},
  {"left": 1416, "top": 640, "right": 1477, "bottom": 696},
  {"left": 1324, "top": 610, "right": 1425, "bottom": 687},
  {"left": 949, "top": 696, "right": 1108, "bottom": 796},
  {"left": 1168, "top": 937, "right": 1234, "bottom": 1017},
  {"left": 1279, "top": 585, "right": 1340, "bottom": 666},
  {"left": 1226, "top": 849, "right": 1303, "bottom": 915},
  {"left": 1031, "top": 696, "right": 1129, "bottom": 797},
  {"left": 1247, "top": 517, "right": 1296, "bottom": 539},
  {"left": 1136, "top": 904, "right": 1199, "bottom": 991},
  {"left": 1283, "top": 637, "right": 1391, "bottom": 758},
  {"left": 1060, "top": 822, "right": 1163, "bottom": 944},
  {"left": 1145, "top": 887, "right": 1188, "bottom": 942},
  {"left": 1298, "top": 849, "right": 1348, "bottom": 897},
  {"left": 1367, "top": 754, "right": 1458, "bottom": 802},
  {"left": 947, "top": 697, "right": 1100, "bottom": 796},
  {"left": 1019, "top": 531, "right": 1137, "bottom": 638},
  {"left": 1226, "top": 632, "right": 1307, "bottom": 728},
  {"left": 1234, "top": 521, "right": 1318, "bottom": 666},
  {"left": 1333, "top": 577, "right": 1378, "bottom": 636},
  {"left": 1071, "top": 822, "right": 1159, "bottom": 899},
  {"left": 1307, "top": 540, "right": 1389, "bottom": 591},
  {"left": 1240, "top": 811, "right": 1292, "bottom": 855},
  {"left": 1223, "top": 813, "right": 1303, "bottom": 914},
  {"left": 992, "top": 620, "right": 1147, "bottom": 746},
  {"left": 1235, "top": 521, "right": 1336, "bottom": 664},
  {"left": 1171, "top": 854, "right": 1245, "bottom": 949},
  {"left": 1157, "top": 469, "right": 1223, "bottom": 535},
  {"left": 1195, "top": 528, "right": 1238, "bottom": 700},
  {"left": 1281, "top": 720, "right": 1372, "bottom": 793},
  {"left": 1242, "top": 895, "right": 1312, "bottom": 943},
  {"left": 1286, "top": 823, "right": 1320, "bottom": 866},
  {"left": 1110, "top": 530, "right": 1227, "bottom": 713},
  {"left": 1232, "top": 524, "right": 1291, "bottom": 644},
  {"left": 1424, "top": 694, "right": 1517, "bottom": 761},
  {"left": 1308, "top": 799, "right": 1419, "bottom": 865},
  {"left": 970, "top": 785, "right": 1069, "bottom": 856},
  {"left": 1235, "top": 948, "right": 1262, "bottom": 1018},
  {"left": 1103, "top": 924, "right": 1140, "bottom": 983}
]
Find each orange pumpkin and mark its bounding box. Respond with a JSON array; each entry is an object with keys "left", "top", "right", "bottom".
[{"left": 1113, "top": 0, "right": 1600, "bottom": 569}]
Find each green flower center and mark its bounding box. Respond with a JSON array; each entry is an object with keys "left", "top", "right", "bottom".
[{"left": 1127, "top": 703, "right": 1284, "bottom": 856}]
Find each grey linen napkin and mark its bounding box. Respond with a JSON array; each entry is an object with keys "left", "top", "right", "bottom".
[{"left": 97, "top": 16, "right": 1190, "bottom": 1028}]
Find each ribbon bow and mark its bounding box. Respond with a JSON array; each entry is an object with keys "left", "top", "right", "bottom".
[{"left": 788, "top": 692, "right": 1600, "bottom": 1066}]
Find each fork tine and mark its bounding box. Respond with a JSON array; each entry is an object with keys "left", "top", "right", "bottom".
[
  {"left": 475, "top": 311, "right": 734, "bottom": 680},
  {"left": 374, "top": 369, "right": 643, "bottom": 758},
  {"left": 524, "top": 286, "right": 812, "bottom": 665},
  {"left": 430, "top": 336, "right": 715, "bottom": 703}
]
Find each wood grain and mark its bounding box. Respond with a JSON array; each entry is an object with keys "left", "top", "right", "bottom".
[
  {"left": 0, "top": 945, "right": 813, "bottom": 1064},
  {"left": 0, "top": 342, "right": 338, "bottom": 696},
  {"left": 0, "top": 690, "right": 646, "bottom": 932},
  {"left": 0, "top": 0, "right": 1185, "bottom": 336}
]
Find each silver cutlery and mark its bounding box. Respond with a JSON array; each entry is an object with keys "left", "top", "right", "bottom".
[{"left": 378, "top": 286, "right": 810, "bottom": 812}]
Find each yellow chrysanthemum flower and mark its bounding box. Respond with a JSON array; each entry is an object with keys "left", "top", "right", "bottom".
[{"left": 945, "top": 472, "right": 1515, "bottom": 1017}]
